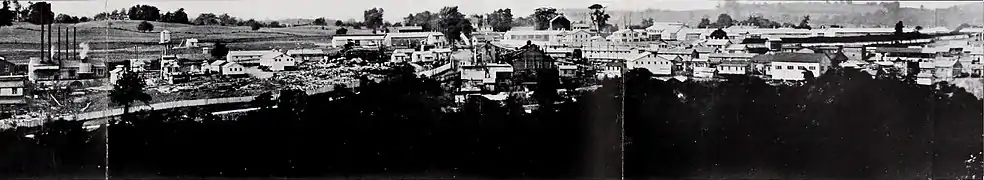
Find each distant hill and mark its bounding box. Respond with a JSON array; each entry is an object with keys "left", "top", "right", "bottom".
[{"left": 559, "top": 2, "right": 983, "bottom": 29}]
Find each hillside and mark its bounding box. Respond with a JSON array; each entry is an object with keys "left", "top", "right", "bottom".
[{"left": 560, "top": 2, "right": 983, "bottom": 28}]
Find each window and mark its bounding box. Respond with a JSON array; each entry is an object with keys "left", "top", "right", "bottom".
[
  {"left": 787, "top": 66, "right": 794, "bottom": 70},
  {"left": 809, "top": 66, "right": 816, "bottom": 70},
  {"left": 774, "top": 66, "right": 780, "bottom": 70}
]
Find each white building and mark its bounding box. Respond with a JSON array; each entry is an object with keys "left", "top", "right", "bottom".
[
  {"left": 287, "top": 49, "right": 327, "bottom": 61},
  {"left": 459, "top": 63, "right": 513, "bottom": 92},
  {"left": 220, "top": 61, "right": 247, "bottom": 76},
  {"left": 259, "top": 51, "right": 297, "bottom": 71},
  {"left": 332, "top": 34, "right": 387, "bottom": 48},
  {"left": 757, "top": 53, "right": 833, "bottom": 81},
  {"left": 386, "top": 32, "right": 448, "bottom": 48},
  {"left": 226, "top": 50, "right": 269, "bottom": 65},
  {"left": 626, "top": 52, "right": 674, "bottom": 76}
]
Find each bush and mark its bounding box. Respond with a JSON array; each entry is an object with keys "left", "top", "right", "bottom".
[
  {"left": 137, "top": 21, "right": 154, "bottom": 32},
  {"left": 250, "top": 23, "right": 261, "bottom": 31}
]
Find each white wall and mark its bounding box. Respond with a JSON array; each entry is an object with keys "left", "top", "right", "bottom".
[{"left": 769, "top": 62, "right": 822, "bottom": 81}]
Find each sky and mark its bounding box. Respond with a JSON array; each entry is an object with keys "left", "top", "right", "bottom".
[{"left": 41, "top": 0, "right": 980, "bottom": 22}]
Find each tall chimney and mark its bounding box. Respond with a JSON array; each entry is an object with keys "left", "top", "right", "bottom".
[
  {"left": 47, "top": 23, "right": 51, "bottom": 63},
  {"left": 74, "top": 27, "right": 77, "bottom": 61},
  {"left": 40, "top": 21, "right": 44, "bottom": 63}
]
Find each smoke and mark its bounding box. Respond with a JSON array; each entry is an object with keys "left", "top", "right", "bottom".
[{"left": 79, "top": 42, "right": 90, "bottom": 60}]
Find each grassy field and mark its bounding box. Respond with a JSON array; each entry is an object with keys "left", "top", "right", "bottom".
[{"left": 0, "top": 20, "right": 370, "bottom": 62}]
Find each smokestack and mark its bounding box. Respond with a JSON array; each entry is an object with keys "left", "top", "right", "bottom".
[
  {"left": 47, "top": 23, "right": 51, "bottom": 63},
  {"left": 40, "top": 21, "right": 44, "bottom": 63},
  {"left": 74, "top": 27, "right": 77, "bottom": 61}
]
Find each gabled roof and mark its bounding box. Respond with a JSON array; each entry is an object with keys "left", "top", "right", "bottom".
[
  {"left": 221, "top": 61, "right": 242, "bottom": 68},
  {"left": 209, "top": 60, "right": 227, "bottom": 66},
  {"left": 935, "top": 60, "right": 959, "bottom": 67},
  {"left": 287, "top": 49, "right": 325, "bottom": 55},
  {"left": 706, "top": 39, "right": 731, "bottom": 46},
  {"left": 751, "top": 53, "right": 831, "bottom": 63},
  {"left": 656, "top": 55, "right": 682, "bottom": 61},
  {"left": 708, "top": 53, "right": 756, "bottom": 59},
  {"left": 228, "top": 50, "right": 271, "bottom": 56},
  {"left": 694, "top": 47, "right": 719, "bottom": 53},
  {"left": 261, "top": 52, "right": 290, "bottom": 60},
  {"left": 725, "top": 44, "right": 746, "bottom": 50},
  {"left": 874, "top": 47, "right": 925, "bottom": 54},
  {"left": 719, "top": 60, "right": 750, "bottom": 65},
  {"left": 657, "top": 48, "right": 695, "bottom": 55}
]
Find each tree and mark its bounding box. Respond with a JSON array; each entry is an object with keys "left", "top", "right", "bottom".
[
  {"left": 160, "top": 11, "right": 172, "bottom": 23},
  {"left": 192, "top": 13, "right": 219, "bottom": 25},
  {"left": 588, "top": 4, "right": 611, "bottom": 32},
  {"left": 363, "top": 8, "right": 384, "bottom": 30},
  {"left": 54, "top": 13, "right": 76, "bottom": 23},
  {"left": 0, "top": 0, "right": 15, "bottom": 28},
  {"left": 250, "top": 92, "right": 276, "bottom": 109},
  {"left": 405, "top": 11, "right": 438, "bottom": 30},
  {"left": 437, "top": 6, "right": 473, "bottom": 44},
  {"left": 217, "top": 13, "right": 237, "bottom": 26},
  {"left": 335, "top": 28, "right": 347, "bottom": 35},
  {"left": 532, "top": 7, "right": 558, "bottom": 30},
  {"left": 470, "top": 14, "right": 485, "bottom": 28},
  {"left": 93, "top": 12, "right": 109, "bottom": 20},
  {"left": 796, "top": 15, "right": 812, "bottom": 30},
  {"left": 78, "top": 16, "right": 89, "bottom": 22},
  {"left": 171, "top": 8, "right": 189, "bottom": 24},
  {"left": 250, "top": 21, "right": 262, "bottom": 30},
  {"left": 137, "top": 21, "right": 153, "bottom": 32},
  {"left": 697, "top": 17, "right": 711, "bottom": 28},
  {"left": 334, "top": 20, "right": 343, "bottom": 26},
  {"left": 894, "top": 21, "right": 904, "bottom": 35},
  {"left": 710, "top": 28, "right": 728, "bottom": 39},
  {"left": 108, "top": 69, "right": 152, "bottom": 121},
  {"left": 210, "top": 42, "right": 229, "bottom": 60},
  {"left": 714, "top": 13, "right": 734, "bottom": 28},
  {"left": 313, "top": 17, "right": 327, "bottom": 26},
  {"left": 24, "top": 1, "right": 52, "bottom": 25},
  {"left": 268, "top": 21, "right": 282, "bottom": 28},
  {"left": 127, "top": 5, "right": 160, "bottom": 21},
  {"left": 487, "top": 8, "right": 514, "bottom": 32},
  {"left": 641, "top": 18, "right": 654, "bottom": 27}
]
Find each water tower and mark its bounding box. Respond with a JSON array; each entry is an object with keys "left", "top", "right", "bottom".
[{"left": 160, "top": 30, "right": 172, "bottom": 56}]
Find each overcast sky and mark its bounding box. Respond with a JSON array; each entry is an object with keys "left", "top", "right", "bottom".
[{"left": 43, "top": 0, "right": 978, "bottom": 22}]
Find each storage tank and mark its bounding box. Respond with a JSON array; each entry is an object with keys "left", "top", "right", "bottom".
[{"left": 160, "top": 30, "right": 171, "bottom": 44}]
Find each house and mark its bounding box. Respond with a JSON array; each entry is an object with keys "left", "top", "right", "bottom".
[
  {"left": 503, "top": 30, "right": 568, "bottom": 45},
  {"left": 548, "top": 14, "right": 572, "bottom": 30},
  {"left": 755, "top": 53, "right": 833, "bottom": 81},
  {"left": 916, "top": 61, "right": 936, "bottom": 85},
  {"left": 204, "top": 60, "right": 227, "bottom": 74},
  {"left": 707, "top": 53, "right": 756, "bottom": 62},
  {"left": 725, "top": 44, "right": 747, "bottom": 53},
  {"left": 385, "top": 32, "right": 447, "bottom": 49},
  {"left": 694, "top": 47, "right": 721, "bottom": 59},
  {"left": 557, "top": 62, "right": 579, "bottom": 78},
  {"left": 471, "top": 31, "right": 506, "bottom": 43},
  {"left": 332, "top": 34, "right": 387, "bottom": 48},
  {"left": 705, "top": 39, "right": 732, "bottom": 49},
  {"left": 459, "top": 63, "right": 514, "bottom": 92},
  {"left": 934, "top": 60, "right": 962, "bottom": 81},
  {"left": 0, "top": 75, "right": 27, "bottom": 105},
  {"left": 219, "top": 61, "right": 247, "bottom": 76},
  {"left": 108, "top": 65, "right": 125, "bottom": 86},
  {"left": 717, "top": 60, "right": 750, "bottom": 75},
  {"left": 656, "top": 48, "right": 698, "bottom": 60},
  {"left": 607, "top": 29, "right": 648, "bottom": 42},
  {"left": 559, "top": 30, "right": 592, "bottom": 46},
  {"left": 583, "top": 48, "right": 642, "bottom": 60},
  {"left": 687, "top": 58, "right": 716, "bottom": 78},
  {"left": 396, "top": 26, "right": 425, "bottom": 33},
  {"left": 287, "top": 49, "right": 326, "bottom": 61},
  {"left": 626, "top": 52, "right": 674, "bottom": 76},
  {"left": 508, "top": 43, "right": 556, "bottom": 80},
  {"left": 226, "top": 50, "right": 269, "bottom": 65},
  {"left": 259, "top": 51, "right": 297, "bottom": 71}
]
